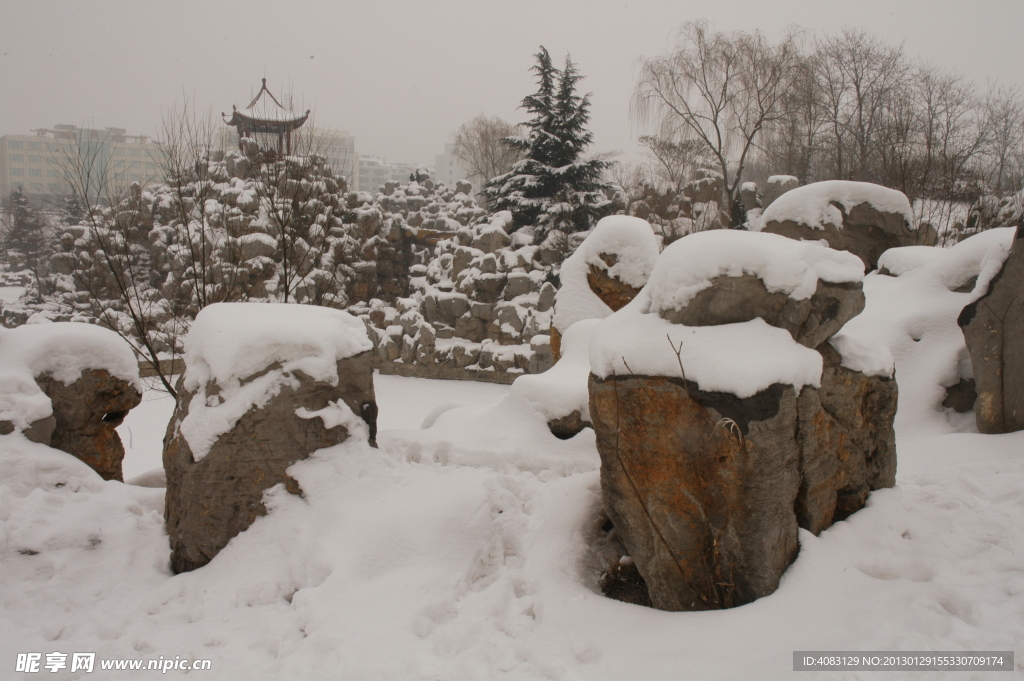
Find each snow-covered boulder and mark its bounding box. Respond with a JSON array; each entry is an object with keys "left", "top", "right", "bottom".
[
  {"left": 163, "top": 303, "right": 377, "bottom": 573},
  {"left": 761, "top": 180, "right": 916, "bottom": 270},
  {"left": 0, "top": 322, "right": 141, "bottom": 481},
  {"left": 958, "top": 225, "right": 1024, "bottom": 433},
  {"left": 587, "top": 230, "right": 897, "bottom": 611},
  {"left": 763, "top": 174, "right": 798, "bottom": 207},
  {"left": 646, "top": 230, "right": 866, "bottom": 349}
]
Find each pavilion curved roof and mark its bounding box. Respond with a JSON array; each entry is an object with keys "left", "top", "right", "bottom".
[{"left": 223, "top": 78, "right": 309, "bottom": 131}]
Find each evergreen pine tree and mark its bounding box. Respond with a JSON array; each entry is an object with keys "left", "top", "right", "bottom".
[
  {"left": 485, "top": 47, "right": 610, "bottom": 237},
  {"left": 1, "top": 188, "right": 47, "bottom": 269}
]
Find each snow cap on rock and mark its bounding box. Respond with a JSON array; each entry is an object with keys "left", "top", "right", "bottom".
[
  {"left": 645, "top": 229, "right": 864, "bottom": 316},
  {"left": 760, "top": 180, "right": 914, "bottom": 232},
  {"left": 553, "top": 215, "right": 660, "bottom": 333},
  {"left": 183, "top": 302, "right": 373, "bottom": 392}
]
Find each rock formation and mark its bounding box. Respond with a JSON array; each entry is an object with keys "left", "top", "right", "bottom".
[
  {"left": 659, "top": 274, "right": 864, "bottom": 349},
  {"left": 35, "top": 369, "right": 142, "bottom": 481},
  {"left": 163, "top": 303, "right": 377, "bottom": 573},
  {"left": 958, "top": 225, "right": 1024, "bottom": 433},
  {"left": 761, "top": 180, "right": 917, "bottom": 270},
  {"left": 0, "top": 322, "right": 142, "bottom": 480},
  {"left": 587, "top": 230, "right": 897, "bottom": 611}
]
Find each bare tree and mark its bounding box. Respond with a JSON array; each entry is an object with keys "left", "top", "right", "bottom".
[
  {"left": 633, "top": 21, "right": 797, "bottom": 224},
  {"left": 984, "top": 85, "right": 1024, "bottom": 193},
  {"left": 52, "top": 127, "right": 183, "bottom": 397},
  {"left": 638, "top": 134, "right": 712, "bottom": 192},
  {"left": 814, "top": 29, "right": 909, "bottom": 182},
  {"left": 452, "top": 114, "right": 523, "bottom": 190}
]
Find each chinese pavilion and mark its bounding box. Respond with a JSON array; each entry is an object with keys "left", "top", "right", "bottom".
[{"left": 223, "top": 78, "right": 310, "bottom": 157}]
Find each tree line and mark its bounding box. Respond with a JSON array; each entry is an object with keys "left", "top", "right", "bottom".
[{"left": 453, "top": 23, "right": 1023, "bottom": 230}]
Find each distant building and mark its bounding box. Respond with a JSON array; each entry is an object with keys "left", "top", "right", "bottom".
[
  {"left": 0, "top": 125, "right": 162, "bottom": 207},
  {"left": 434, "top": 142, "right": 475, "bottom": 191},
  {"left": 354, "top": 156, "right": 424, "bottom": 194}
]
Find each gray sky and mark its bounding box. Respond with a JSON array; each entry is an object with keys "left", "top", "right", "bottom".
[{"left": 2, "top": 0, "right": 1022, "bottom": 167}]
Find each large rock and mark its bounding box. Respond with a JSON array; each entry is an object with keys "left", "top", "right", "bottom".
[
  {"left": 659, "top": 274, "right": 865, "bottom": 349},
  {"left": 763, "top": 175, "right": 798, "bottom": 207},
  {"left": 958, "top": 225, "right": 1024, "bottom": 433},
  {"left": 35, "top": 369, "right": 142, "bottom": 481},
  {"left": 761, "top": 180, "right": 916, "bottom": 270},
  {"left": 795, "top": 343, "right": 897, "bottom": 534},
  {"left": 590, "top": 349, "right": 897, "bottom": 609},
  {"left": 164, "top": 351, "right": 377, "bottom": 573},
  {"left": 590, "top": 374, "right": 801, "bottom": 611}
]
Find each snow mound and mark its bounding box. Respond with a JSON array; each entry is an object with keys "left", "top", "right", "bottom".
[
  {"left": 183, "top": 303, "right": 372, "bottom": 392},
  {"left": 179, "top": 303, "right": 372, "bottom": 461},
  {"left": 878, "top": 228, "right": 1013, "bottom": 293},
  {"left": 838, "top": 228, "right": 1016, "bottom": 435},
  {"left": 552, "top": 215, "right": 660, "bottom": 333},
  {"left": 877, "top": 245, "right": 944, "bottom": 276},
  {"left": 380, "top": 322, "right": 601, "bottom": 475},
  {"left": 511, "top": 318, "right": 599, "bottom": 422},
  {"left": 0, "top": 322, "right": 139, "bottom": 430},
  {"left": 761, "top": 180, "right": 915, "bottom": 231},
  {"left": 646, "top": 229, "right": 864, "bottom": 314},
  {"left": 590, "top": 296, "right": 823, "bottom": 397}
]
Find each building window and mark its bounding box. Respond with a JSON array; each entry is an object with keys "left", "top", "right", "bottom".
[
  {"left": 29, "top": 169, "right": 42, "bottom": 177},
  {"left": 11, "top": 168, "right": 23, "bottom": 175},
  {"left": 48, "top": 183, "right": 60, "bottom": 192},
  {"left": 30, "top": 183, "right": 43, "bottom": 190},
  {"left": 9, "top": 154, "right": 22, "bottom": 162},
  {"left": 27, "top": 142, "right": 40, "bottom": 150},
  {"left": 47, "top": 169, "right": 59, "bottom": 177},
  {"left": 8, "top": 141, "right": 23, "bottom": 149},
  {"left": 29, "top": 156, "right": 42, "bottom": 163},
  {"left": 129, "top": 148, "right": 141, "bottom": 157}
]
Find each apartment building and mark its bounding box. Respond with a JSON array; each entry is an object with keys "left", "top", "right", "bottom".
[{"left": 0, "top": 125, "right": 163, "bottom": 207}]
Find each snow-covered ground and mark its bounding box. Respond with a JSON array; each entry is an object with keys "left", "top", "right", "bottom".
[
  {"left": 118, "top": 373, "right": 513, "bottom": 481},
  {"left": 0, "top": 286, "right": 25, "bottom": 305},
  {"left": 3, "top": 231, "right": 1024, "bottom": 679}
]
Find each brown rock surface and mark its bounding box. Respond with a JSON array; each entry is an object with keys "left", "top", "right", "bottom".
[
  {"left": 957, "top": 225, "right": 1024, "bottom": 433},
  {"left": 795, "top": 343, "right": 897, "bottom": 534},
  {"left": 590, "top": 374, "right": 801, "bottom": 611},
  {"left": 34, "top": 369, "right": 142, "bottom": 481},
  {"left": 164, "top": 351, "right": 377, "bottom": 573},
  {"left": 589, "top": 344, "right": 897, "bottom": 610},
  {"left": 587, "top": 261, "right": 643, "bottom": 313},
  {"left": 763, "top": 200, "right": 915, "bottom": 271},
  {"left": 659, "top": 274, "right": 865, "bottom": 349}
]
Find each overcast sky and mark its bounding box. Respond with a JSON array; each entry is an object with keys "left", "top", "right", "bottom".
[{"left": 2, "top": 0, "right": 1022, "bottom": 167}]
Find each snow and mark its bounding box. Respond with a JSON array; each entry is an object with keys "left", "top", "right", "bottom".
[
  {"left": 552, "top": 215, "right": 660, "bottom": 333},
  {"left": 0, "top": 322, "right": 140, "bottom": 430},
  {"left": 4, "top": 252, "right": 1024, "bottom": 679},
  {"left": 837, "top": 227, "right": 1015, "bottom": 434},
  {"left": 877, "top": 245, "right": 944, "bottom": 275},
  {"left": 761, "top": 180, "right": 915, "bottom": 232},
  {"left": 510, "top": 318, "right": 599, "bottom": 422},
  {"left": 0, "top": 285, "right": 26, "bottom": 304},
  {"left": 590, "top": 300, "right": 823, "bottom": 396},
  {"left": 827, "top": 332, "right": 894, "bottom": 378},
  {"left": 645, "top": 230, "right": 865, "bottom": 315},
  {"left": 178, "top": 303, "right": 373, "bottom": 461}
]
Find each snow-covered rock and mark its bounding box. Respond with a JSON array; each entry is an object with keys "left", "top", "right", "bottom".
[{"left": 761, "top": 180, "right": 917, "bottom": 270}]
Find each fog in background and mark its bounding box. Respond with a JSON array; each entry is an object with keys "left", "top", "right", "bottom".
[{"left": 2, "top": 0, "right": 1022, "bottom": 166}]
